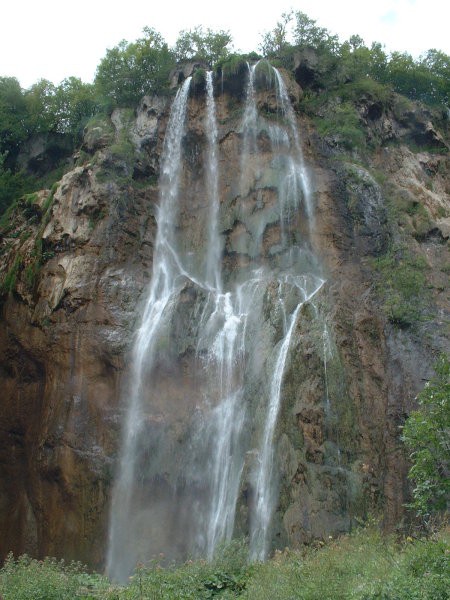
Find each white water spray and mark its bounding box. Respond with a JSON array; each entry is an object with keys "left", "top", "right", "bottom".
[
  {"left": 107, "top": 62, "right": 325, "bottom": 577},
  {"left": 106, "top": 77, "right": 192, "bottom": 582}
]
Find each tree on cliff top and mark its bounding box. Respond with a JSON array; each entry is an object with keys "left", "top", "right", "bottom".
[
  {"left": 174, "top": 26, "right": 233, "bottom": 67},
  {"left": 402, "top": 355, "right": 450, "bottom": 518},
  {"left": 95, "top": 27, "right": 174, "bottom": 107},
  {"left": 259, "top": 11, "right": 339, "bottom": 57}
]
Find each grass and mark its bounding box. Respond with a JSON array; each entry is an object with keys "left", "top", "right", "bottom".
[{"left": 0, "top": 526, "right": 448, "bottom": 599}]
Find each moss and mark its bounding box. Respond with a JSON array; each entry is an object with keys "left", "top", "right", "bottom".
[
  {"left": 339, "top": 78, "right": 392, "bottom": 107},
  {"left": 192, "top": 67, "right": 206, "bottom": 87},
  {"left": 216, "top": 54, "right": 250, "bottom": 78},
  {"left": 314, "top": 102, "right": 366, "bottom": 150},
  {"left": 23, "top": 262, "right": 40, "bottom": 290},
  {"left": 373, "top": 246, "right": 429, "bottom": 328},
  {"left": 24, "top": 192, "right": 38, "bottom": 205},
  {"left": 0, "top": 198, "right": 20, "bottom": 233},
  {"left": 383, "top": 188, "right": 434, "bottom": 240},
  {"left": 1, "top": 256, "right": 23, "bottom": 294}
]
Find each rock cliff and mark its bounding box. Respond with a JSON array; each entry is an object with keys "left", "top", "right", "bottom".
[{"left": 0, "top": 64, "right": 448, "bottom": 569}]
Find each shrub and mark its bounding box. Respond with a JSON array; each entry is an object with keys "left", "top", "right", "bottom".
[
  {"left": 402, "top": 355, "right": 450, "bottom": 517},
  {"left": 315, "top": 102, "right": 366, "bottom": 149},
  {"left": 0, "top": 554, "right": 83, "bottom": 600},
  {"left": 373, "top": 247, "right": 428, "bottom": 328}
]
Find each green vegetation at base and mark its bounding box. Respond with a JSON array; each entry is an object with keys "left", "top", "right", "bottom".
[
  {"left": 0, "top": 527, "right": 448, "bottom": 599},
  {"left": 402, "top": 355, "right": 450, "bottom": 518}
]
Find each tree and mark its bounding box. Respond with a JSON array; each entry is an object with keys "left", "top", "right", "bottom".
[
  {"left": 259, "top": 11, "right": 293, "bottom": 56},
  {"left": 24, "top": 79, "right": 58, "bottom": 134},
  {"left": 95, "top": 27, "right": 174, "bottom": 107},
  {"left": 0, "top": 77, "right": 28, "bottom": 161},
  {"left": 174, "top": 27, "right": 233, "bottom": 66},
  {"left": 292, "top": 11, "right": 339, "bottom": 54},
  {"left": 402, "top": 355, "right": 450, "bottom": 517},
  {"left": 53, "top": 77, "right": 100, "bottom": 140},
  {"left": 418, "top": 49, "right": 450, "bottom": 106}
]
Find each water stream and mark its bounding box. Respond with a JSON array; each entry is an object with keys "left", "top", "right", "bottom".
[
  {"left": 106, "top": 77, "right": 193, "bottom": 581},
  {"left": 107, "top": 64, "right": 325, "bottom": 580}
]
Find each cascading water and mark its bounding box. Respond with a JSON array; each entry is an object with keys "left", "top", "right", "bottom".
[
  {"left": 107, "top": 63, "right": 325, "bottom": 580},
  {"left": 205, "top": 70, "right": 222, "bottom": 291},
  {"left": 106, "top": 77, "right": 192, "bottom": 582},
  {"left": 273, "top": 68, "right": 314, "bottom": 225}
]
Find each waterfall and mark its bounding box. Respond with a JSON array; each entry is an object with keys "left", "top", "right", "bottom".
[
  {"left": 107, "top": 62, "right": 325, "bottom": 579},
  {"left": 201, "top": 291, "right": 247, "bottom": 558},
  {"left": 205, "top": 71, "right": 222, "bottom": 291},
  {"left": 245, "top": 65, "right": 324, "bottom": 560},
  {"left": 273, "top": 68, "right": 314, "bottom": 224},
  {"left": 240, "top": 62, "right": 259, "bottom": 196},
  {"left": 106, "top": 77, "right": 192, "bottom": 582}
]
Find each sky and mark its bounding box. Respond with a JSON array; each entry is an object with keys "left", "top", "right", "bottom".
[{"left": 1, "top": 0, "right": 449, "bottom": 89}]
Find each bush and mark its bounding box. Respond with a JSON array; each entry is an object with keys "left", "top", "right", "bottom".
[
  {"left": 373, "top": 247, "right": 429, "bottom": 328},
  {"left": 0, "top": 554, "right": 84, "bottom": 600},
  {"left": 315, "top": 102, "right": 366, "bottom": 149},
  {"left": 0, "top": 530, "right": 448, "bottom": 599},
  {"left": 402, "top": 355, "right": 450, "bottom": 517},
  {"left": 94, "top": 27, "right": 174, "bottom": 107}
]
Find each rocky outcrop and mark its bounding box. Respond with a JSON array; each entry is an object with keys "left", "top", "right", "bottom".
[{"left": 0, "top": 66, "right": 448, "bottom": 568}]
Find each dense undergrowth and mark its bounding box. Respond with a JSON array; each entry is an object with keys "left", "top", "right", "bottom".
[{"left": 0, "top": 526, "right": 448, "bottom": 599}]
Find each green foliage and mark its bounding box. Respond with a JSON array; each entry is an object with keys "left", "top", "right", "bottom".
[
  {"left": 0, "top": 77, "right": 28, "bottom": 160},
  {"left": 0, "top": 75, "right": 95, "bottom": 217},
  {"left": 259, "top": 11, "right": 293, "bottom": 57},
  {"left": 174, "top": 26, "right": 233, "bottom": 67},
  {"left": 0, "top": 184, "right": 57, "bottom": 296},
  {"left": 339, "top": 78, "right": 392, "bottom": 107},
  {"left": 1, "top": 529, "right": 448, "bottom": 599},
  {"left": 261, "top": 10, "right": 449, "bottom": 108},
  {"left": 245, "top": 527, "right": 450, "bottom": 600},
  {"left": 0, "top": 169, "right": 31, "bottom": 216},
  {"left": 23, "top": 77, "right": 100, "bottom": 140},
  {"left": 52, "top": 77, "right": 101, "bottom": 139},
  {"left": 373, "top": 246, "right": 429, "bottom": 328},
  {"left": 402, "top": 356, "right": 450, "bottom": 517},
  {"left": 338, "top": 41, "right": 388, "bottom": 84},
  {"left": 1, "top": 256, "right": 23, "bottom": 294},
  {"left": 315, "top": 102, "right": 366, "bottom": 149},
  {"left": 0, "top": 553, "right": 91, "bottom": 600},
  {"left": 95, "top": 27, "right": 174, "bottom": 107},
  {"left": 192, "top": 68, "right": 207, "bottom": 88},
  {"left": 260, "top": 10, "right": 339, "bottom": 57},
  {"left": 117, "top": 538, "right": 251, "bottom": 599},
  {"left": 215, "top": 53, "right": 261, "bottom": 80},
  {"left": 292, "top": 11, "right": 340, "bottom": 54},
  {"left": 381, "top": 49, "right": 450, "bottom": 106}
]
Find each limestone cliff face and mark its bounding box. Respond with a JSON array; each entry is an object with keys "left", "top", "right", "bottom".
[{"left": 0, "top": 67, "right": 448, "bottom": 568}]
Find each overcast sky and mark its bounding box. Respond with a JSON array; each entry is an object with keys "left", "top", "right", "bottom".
[{"left": 1, "top": 0, "right": 449, "bottom": 89}]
